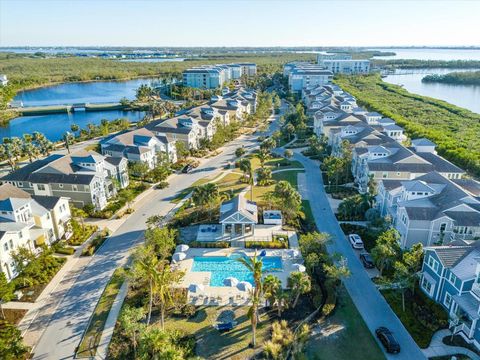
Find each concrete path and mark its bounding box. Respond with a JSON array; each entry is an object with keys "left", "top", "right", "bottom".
[
  {"left": 277, "top": 147, "right": 426, "bottom": 360},
  {"left": 422, "top": 329, "right": 480, "bottom": 359}
]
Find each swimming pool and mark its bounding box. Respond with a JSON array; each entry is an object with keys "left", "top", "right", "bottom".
[{"left": 192, "top": 256, "right": 283, "bottom": 287}]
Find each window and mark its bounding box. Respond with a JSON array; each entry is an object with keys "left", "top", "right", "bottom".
[
  {"left": 440, "top": 223, "right": 447, "bottom": 233},
  {"left": 59, "top": 184, "right": 63, "bottom": 188},
  {"left": 447, "top": 272, "right": 457, "bottom": 285},
  {"left": 19, "top": 231, "right": 23, "bottom": 239},
  {"left": 72, "top": 185, "right": 77, "bottom": 191},
  {"left": 3, "top": 243, "right": 8, "bottom": 251},
  {"left": 421, "top": 276, "right": 434, "bottom": 295},
  {"left": 444, "top": 292, "right": 452, "bottom": 308},
  {"left": 9, "top": 240, "right": 13, "bottom": 248},
  {"left": 427, "top": 256, "right": 440, "bottom": 273},
  {"left": 38, "top": 184, "right": 45, "bottom": 191}
]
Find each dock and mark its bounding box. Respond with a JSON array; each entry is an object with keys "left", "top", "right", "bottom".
[{"left": 17, "top": 102, "right": 126, "bottom": 116}]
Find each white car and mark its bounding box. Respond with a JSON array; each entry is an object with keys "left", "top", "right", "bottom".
[{"left": 348, "top": 234, "right": 364, "bottom": 249}]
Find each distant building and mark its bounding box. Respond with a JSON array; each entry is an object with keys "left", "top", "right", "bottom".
[
  {"left": 284, "top": 62, "right": 333, "bottom": 93},
  {"left": 0, "top": 74, "right": 8, "bottom": 86},
  {"left": 317, "top": 53, "right": 352, "bottom": 64},
  {"left": 183, "top": 63, "right": 257, "bottom": 89},
  {"left": 322, "top": 60, "right": 370, "bottom": 74}
]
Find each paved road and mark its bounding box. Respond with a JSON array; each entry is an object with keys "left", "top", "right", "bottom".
[
  {"left": 289, "top": 150, "right": 426, "bottom": 360},
  {"left": 31, "top": 111, "right": 281, "bottom": 359}
]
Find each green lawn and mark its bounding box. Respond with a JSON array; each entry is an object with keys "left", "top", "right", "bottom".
[
  {"left": 76, "top": 268, "right": 126, "bottom": 358},
  {"left": 301, "top": 200, "right": 315, "bottom": 225},
  {"left": 304, "top": 287, "right": 385, "bottom": 360},
  {"left": 164, "top": 306, "right": 272, "bottom": 360}
]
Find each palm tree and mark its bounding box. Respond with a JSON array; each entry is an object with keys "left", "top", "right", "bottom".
[
  {"left": 70, "top": 123, "right": 79, "bottom": 134},
  {"left": 238, "top": 158, "right": 252, "bottom": 183},
  {"left": 153, "top": 261, "right": 184, "bottom": 329},
  {"left": 256, "top": 149, "right": 270, "bottom": 169},
  {"left": 263, "top": 274, "right": 287, "bottom": 316},
  {"left": 131, "top": 246, "right": 159, "bottom": 325},
  {"left": 288, "top": 272, "right": 311, "bottom": 308},
  {"left": 237, "top": 252, "right": 263, "bottom": 347}
]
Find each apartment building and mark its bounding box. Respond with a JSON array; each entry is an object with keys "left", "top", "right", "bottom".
[
  {"left": 1, "top": 150, "right": 129, "bottom": 210},
  {"left": 183, "top": 63, "right": 257, "bottom": 89},
  {"left": 284, "top": 63, "right": 333, "bottom": 93},
  {"left": 0, "top": 183, "right": 72, "bottom": 281},
  {"left": 317, "top": 53, "right": 353, "bottom": 64},
  {"left": 376, "top": 171, "right": 480, "bottom": 248},
  {"left": 101, "top": 127, "right": 177, "bottom": 166},
  {"left": 420, "top": 244, "right": 480, "bottom": 349},
  {"left": 322, "top": 59, "right": 371, "bottom": 74}
]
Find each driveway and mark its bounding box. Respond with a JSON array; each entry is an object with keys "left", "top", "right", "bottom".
[
  {"left": 31, "top": 111, "right": 282, "bottom": 359},
  {"left": 289, "top": 149, "right": 426, "bottom": 360}
]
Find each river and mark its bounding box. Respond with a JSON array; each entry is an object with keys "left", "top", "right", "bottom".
[
  {"left": 14, "top": 77, "right": 165, "bottom": 107},
  {"left": 382, "top": 68, "right": 480, "bottom": 114},
  {"left": 0, "top": 110, "right": 146, "bottom": 142},
  {"left": 372, "top": 48, "right": 480, "bottom": 61}
]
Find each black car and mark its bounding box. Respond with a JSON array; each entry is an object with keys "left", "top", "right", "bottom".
[
  {"left": 182, "top": 164, "right": 193, "bottom": 173},
  {"left": 360, "top": 252, "right": 375, "bottom": 268},
  {"left": 376, "top": 327, "right": 401, "bottom": 354}
]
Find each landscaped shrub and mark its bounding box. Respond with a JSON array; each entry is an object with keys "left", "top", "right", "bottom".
[
  {"left": 55, "top": 246, "right": 75, "bottom": 255},
  {"left": 321, "top": 282, "right": 337, "bottom": 317},
  {"left": 188, "top": 241, "right": 230, "bottom": 248},
  {"left": 245, "top": 240, "right": 288, "bottom": 249},
  {"left": 68, "top": 221, "right": 97, "bottom": 246},
  {"left": 81, "top": 229, "right": 109, "bottom": 256}
]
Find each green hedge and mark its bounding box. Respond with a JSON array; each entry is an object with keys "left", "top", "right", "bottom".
[
  {"left": 245, "top": 240, "right": 288, "bottom": 249},
  {"left": 81, "top": 229, "right": 110, "bottom": 256},
  {"left": 188, "top": 241, "right": 230, "bottom": 248},
  {"left": 55, "top": 246, "right": 75, "bottom": 255}
]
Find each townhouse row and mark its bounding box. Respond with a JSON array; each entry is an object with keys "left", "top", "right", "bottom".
[
  {"left": 305, "top": 83, "right": 478, "bottom": 250},
  {"left": 183, "top": 63, "right": 257, "bottom": 89},
  {"left": 1, "top": 87, "right": 257, "bottom": 213},
  {"left": 303, "top": 82, "right": 480, "bottom": 349}
]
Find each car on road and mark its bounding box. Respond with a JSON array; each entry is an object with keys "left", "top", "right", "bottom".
[
  {"left": 376, "top": 327, "right": 401, "bottom": 354},
  {"left": 348, "top": 234, "right": 364, "bottom": 249},
  {"left": 182, "top": 164, "right": 193, "bottom": 173},
  {"left": 359, "top": 252, "right": 375, "bottom": 268}
]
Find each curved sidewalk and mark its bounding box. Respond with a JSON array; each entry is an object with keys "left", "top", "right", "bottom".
[{"left": 423, "top": 329, "right": 480, "bottom": 360}]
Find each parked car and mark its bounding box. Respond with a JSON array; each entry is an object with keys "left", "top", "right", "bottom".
[
  {"left": 375, "top": 327, "right": 401, "bottom": 354},
  {"left": 348, "top": 234, "right": 364, "bottom": 249},
  {"left": 182, "top": 164, "right": 193, "bottom": 173},
  {"left": 359, "top": 252, "right": 375, "bottom": 268}
]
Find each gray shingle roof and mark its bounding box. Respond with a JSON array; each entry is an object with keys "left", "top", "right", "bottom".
[{"left": 431, "top": 245, "right": 473, "bottom": 268}]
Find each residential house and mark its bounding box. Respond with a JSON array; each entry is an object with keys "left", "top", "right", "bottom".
[
  {"left": 1, "top": 150, "right": 128, "bottom": 210},
  {"left": 101, "top": 127, "right": 177, "bottom": 166},
  {"left": 420, "top": 244, "right": 480, "bottom": 350},
  {"left": 0, "top": 74, "right": 8, "bottom": 86},
  {"left": 376, "top": 171, "right": 480, "bottom": 248}
]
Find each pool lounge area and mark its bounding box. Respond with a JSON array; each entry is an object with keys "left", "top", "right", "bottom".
[{"left": 173, "top": 247, "right": 303, "bottom": 306}]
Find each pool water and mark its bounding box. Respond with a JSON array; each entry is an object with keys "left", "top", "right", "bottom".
[{"left": 192, "top": 256, "right": 283, "bottom": 287}]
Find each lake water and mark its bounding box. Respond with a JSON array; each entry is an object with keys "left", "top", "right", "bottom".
[
  {"left": 372, "top": 48, "right": 480, "bottom": 61},
  {"left": 382, "top": 68, "right": 480, "bottom": 114},
  {"left": 0, "top": 110, "right": 145, "bottom": 142},
  {"left": 15, "top": 77, "right": 165, "bottom": 107}
]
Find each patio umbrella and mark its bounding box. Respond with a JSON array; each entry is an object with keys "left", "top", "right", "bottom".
[
  {"left": 223, "top": 277, "right": 239, "bottom": 287},
  {"left": 259, "top": 249, "right": 267, "bottom": 257},
  {"left": 288, "top": 249, "right": 301, "bottom": 258},
  {"left": 188, "top": 284, "right": 205, "bottom": 293},
  {"left": 176, "top": 244, "right": 190, "bottom": 252},
  {"left": 172, "top": 252, "right": 187, "bottom": 261},
  {"left": 237, "top": 281, "right": 253, "bottom": 292},
  {"left": 292, "top": 264, "right": 306, "bottom": 272}
]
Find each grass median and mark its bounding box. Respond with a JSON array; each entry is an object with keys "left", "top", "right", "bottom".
[{"left": 76, "top": 268, "right": 126, "bottom": 358}]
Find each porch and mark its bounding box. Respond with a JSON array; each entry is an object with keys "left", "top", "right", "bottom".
[{"left": 449, "top": 293, "right": 480, "bottom": 341}]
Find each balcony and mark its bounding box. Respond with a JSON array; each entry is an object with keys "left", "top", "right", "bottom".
[{"left": 472, "top": 283, "right": 480, "bottom": 300}]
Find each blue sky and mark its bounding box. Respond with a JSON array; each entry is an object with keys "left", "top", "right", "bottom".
[{"left": 1, "top": 0, "right": 479, "bottom": 47}]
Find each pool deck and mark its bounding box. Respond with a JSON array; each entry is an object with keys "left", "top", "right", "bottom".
[{"left": 174, "top": 246, "right": 303, "bottom": 306}]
